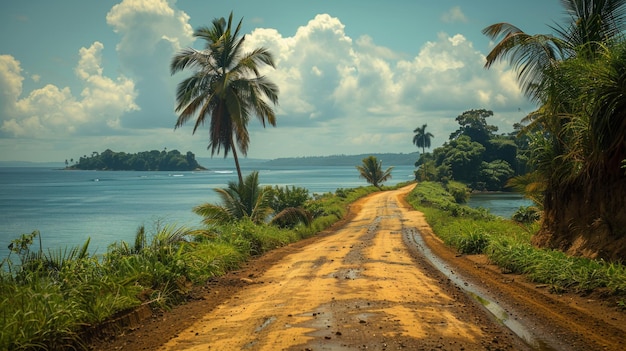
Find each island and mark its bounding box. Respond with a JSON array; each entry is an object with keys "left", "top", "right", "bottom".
[{"left": 67, "top": 149, "right": 207, "bottom": 171}]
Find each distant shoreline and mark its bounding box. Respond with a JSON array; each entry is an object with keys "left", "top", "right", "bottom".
[{"left": 0, "top": 152, "right": 420, "bottom": 169}]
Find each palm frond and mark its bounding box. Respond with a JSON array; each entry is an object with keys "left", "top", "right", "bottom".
[
  {"left": 270, "top": 207, "right": 313, "bottom": 228},
  {"left": 171, "top": 12, "right": 279, "bottom": 182},
  {"left": 193, "top": 202, "right": 234, "bottom": 225}
]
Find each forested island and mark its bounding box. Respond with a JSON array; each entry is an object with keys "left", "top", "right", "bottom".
[{"left": 67, "top": 149, "right": 206, "bottom": 171}]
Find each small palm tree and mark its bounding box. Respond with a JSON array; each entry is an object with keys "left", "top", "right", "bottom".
[
  {"left": 356, "top": 156, "right": 394, "bottom": 189},
  {"left": 170, "top": 12, "right": 279, "bottom": 184},
  {"left": 193, "top": 171, "right": 311, "bottom": 227},
  {"left": 412, "top": 124, "right": 434, "bottom": 154}
]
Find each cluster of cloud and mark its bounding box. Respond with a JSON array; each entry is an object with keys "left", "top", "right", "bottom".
[
  {"left": 0, "top": 0, "right": 530, "bottom": 161},
  {"left": 242, "top": 13, "right": 527, "bottom": 156},
  {"left": 0, "top": 43, "right": 137, "bottom": 139}
]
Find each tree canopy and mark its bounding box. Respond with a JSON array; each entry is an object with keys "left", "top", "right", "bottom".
[
  {"left": 415, "top": 109, "right": 523, "bottom": 191},
  {"left": 68, "top": 149, "right": 205, "bottom": 171}
]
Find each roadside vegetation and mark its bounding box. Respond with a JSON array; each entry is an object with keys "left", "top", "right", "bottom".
[
  {"left": 406, "top": 181, "right": 626, "bottom": 298},
  {"left": 0, "top": 180, "right": 400, "bottom": 350},
  {"left": 413, "top": 1, "right": 626, "bottom": 261},
  {"left": 482, "top": 0, "right": 626, "bottom": 260}
]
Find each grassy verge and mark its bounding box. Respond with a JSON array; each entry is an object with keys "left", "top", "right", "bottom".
[
  {"left": 0, "top": 183, "right": 399, "bottom": 350},
  {"left": 406, "top": 181, "right": 626, "bottom": 297}
]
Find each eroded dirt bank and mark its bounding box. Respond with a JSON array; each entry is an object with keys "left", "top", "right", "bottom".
[{"left": 92, "top": 185, "right": 625, "bottom": 351}]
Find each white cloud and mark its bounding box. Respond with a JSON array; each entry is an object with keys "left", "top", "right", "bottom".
[
  {"left": 1, "top": 9, "right": 533, "bottom": 162},
  {"left": 105, "top": 0, "right": 194, "bottom": 129},
  {"left": 0, "top": 55, "right": 23, "bottom": 107},
  {"left": 0, "top": 43, "right": 138, "bottom": 138},
  {"left": 106, "top": 0, "right": 193, "bottom": 57},
  {"left": 441, "top": 6, "right": 468, "bottom": 23},
  {"left": 240, "top": 16, "right": 530, "bottom": 157}
]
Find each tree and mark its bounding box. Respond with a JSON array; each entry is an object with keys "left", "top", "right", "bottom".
[
  {"left": 478, "top": 160, "right": 515, "bottom": 191},
  {"left": 356, "top": 156, "right": 393, "bottom": 189},
  {"left": 170, "top": 12, "right": 279, "bottom": 184},
  {"left": 483, "top": 0, "right": 626, "bottom": 260},
  {"left": 194, "top": 171, "right": 272, "bottom": 225},
  {"left": 483, "top": 0, "right": 626, "bottom": 99},
  {"left": 449, "top": 109, "right": 498, "bottom": 145},
  {"left": 412, "top": 124, "right": 434, "bottom": 154},
  {"left": 193, "top": 171, "right": 311, "bottom": 227},
  {"left": 433, "top": 135, "right": 485, "bottom": 184}
]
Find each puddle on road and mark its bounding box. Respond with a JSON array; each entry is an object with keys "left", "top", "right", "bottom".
[
  {"left": 255, "top": 316, "right": 277, "bottom": 333},
  {"left": 327, "top": 268, "right": 362, "bottom": 280},
  {"left": 403, "top": 227, "right": 558, "bottom": 351}
]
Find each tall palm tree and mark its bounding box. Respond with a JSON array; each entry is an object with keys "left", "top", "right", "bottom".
[
  {"left": 412, "top": 124, "right": 434, "bottom": 154},
  {"left": 356, "top": 156, "right": 394, "bottom": 189},
  {"left": 483, "top": 0, "right": 626, "bottom": 260},
  {"left": 170, "top": 12, "right": 279, "bottom": 184}
]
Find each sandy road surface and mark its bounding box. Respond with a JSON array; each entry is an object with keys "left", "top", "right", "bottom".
[{"left": 157, "top": 186, "right": 528, "bottom": 351}]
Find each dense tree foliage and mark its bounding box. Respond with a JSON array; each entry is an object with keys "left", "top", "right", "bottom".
[
  {"left": 484, "top": 0, "right": 626, "bottom": 260},
  {"left": 449, "top": 109, "right": 498, "bottom": 145},
  {"left": 69, "top": 149, "right": 205, "bottom": 171},
  {"left": 415, "top": 109, "right": 523, "bottom": 191}
]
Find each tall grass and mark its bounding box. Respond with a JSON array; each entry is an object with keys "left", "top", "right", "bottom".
[
  {"left": 0, "top": 183, "right": 389, "bottom": 350},
  {"left": 407, "top": 181, "right": 626, "bottom": 296}
]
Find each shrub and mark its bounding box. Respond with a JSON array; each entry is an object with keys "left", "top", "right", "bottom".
[
  {"left": 267, "top": 185, "right": 310, "bottom": 212},
  {"left": 446, "top": 181, "right": 469, "bottom": 204},
  {"left": 512, "top": 206, "right": 541, "bottom": 223}
]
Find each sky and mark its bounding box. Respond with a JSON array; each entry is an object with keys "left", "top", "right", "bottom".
[{"left": 0, "top": 0, "right": 566, "bottom": 163}]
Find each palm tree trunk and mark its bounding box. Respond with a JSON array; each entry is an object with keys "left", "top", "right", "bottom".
[{"left": 231, "top": 140, "right": 244, "bottom": 184}]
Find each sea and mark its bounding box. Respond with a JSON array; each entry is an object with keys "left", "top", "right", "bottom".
[{"left": 0, "top": 164, "right": 530, "bottom": 259}]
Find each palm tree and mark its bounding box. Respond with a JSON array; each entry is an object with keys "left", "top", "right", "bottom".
[
  {"left": 170, "top": 12, "right": 279, "bottom": 184},
  {"left": 356, "top": 156, "right": 394, "bottom": 189},
  {"left": 412, "top": 124, "right": 434, "bottom": 154},
  {"left": 193, "top": 171, "right": 311, "bottom": 227},
  {"left": 483, "top": 0, "right": 626, "bottom": 260},
  {"left": 193, "top": 171, "right": 272, "bottom": 225},
  {"left": 483, "top": 0, "right": 626, "bottom": 100}
]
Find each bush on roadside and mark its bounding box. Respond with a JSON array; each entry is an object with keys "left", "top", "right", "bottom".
[{"left": 0, "top": 181, "right": 396, "bottom": 349}]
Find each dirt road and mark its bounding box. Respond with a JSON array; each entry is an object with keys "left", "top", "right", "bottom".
[{"left": 92, "top": 185, "right": 625, "bottom": 351}]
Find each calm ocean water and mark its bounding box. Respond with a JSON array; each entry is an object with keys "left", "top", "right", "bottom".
[
  {"left": 0, "top": 165, "right": 530, "bottom": 259},
  {"left": 0, "top": 165, "right": 416, "bottom": 258},
  {"left": 467, "top": 192, "right": 533, "bottom": 218}
]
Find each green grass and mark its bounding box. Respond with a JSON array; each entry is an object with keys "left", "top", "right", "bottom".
[
  {"left": 407, "top": 181, "right": 626, "bottom": 296},
  {"left": 0, "top": 183, "right": 395, "bottom": 350}
]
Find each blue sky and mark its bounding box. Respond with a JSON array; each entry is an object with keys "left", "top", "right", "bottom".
[{"left": 0, "top": 0, "right": 564, "bottom": 163}]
